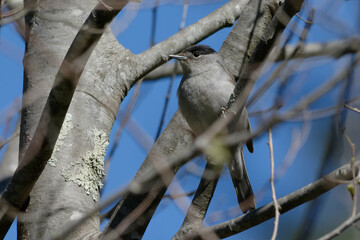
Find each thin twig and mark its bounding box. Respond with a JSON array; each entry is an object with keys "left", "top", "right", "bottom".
[
  {"left": 2, "top": 4, "right": 23, "bottom": 18},
  {"left": 102, "top": 188, "right": 161, "bottom": 240},
  {"left": 268, "top": 129, "right": 280, "bottom": 240},
  {"left": 256, "top": 119, "right": 310, "bottom": 202},
  {"left": 0, "top": 5, "right": 27, "bottom": 25},
  {"left": 98, "top": 0, "right": 113, "bottom": 11},
  {"left": 316, "top": 130, "right": 358, "bottom": 240},
  {"left": 344, "top": 104, "right": 360, "bottom": 114},
  {"left": 248, "top": 8, "right": 314, "bottom": 108},
  {"left": 316, "top": 213, "right": 360, "bottom": 240},
  {"left": 273, "top": 95, "right": 360, "bottom": 122},
  {"left": 0, "top": 130, "right": 19, "bottom": 150},
  {"left": 295, "top": 13, "right": 313, "bottom": 24},
  {"left": 150, "top": 0, "right": 159, "bottom": 46},
  {"left": 54, "top": 1, "right": 302, "bottom": 238},
  {"left": 155, "top": 0, "right": 188, "bottom": 140},
  {"left": 183, "top": 160, "right": 360, "bottom": 240},
  {"left": 172, "top": 161, "right": 222, "bottom": 240},
  {"left": 163, "top": 190, "right": 196, "bottom": 199},
  {"left": 225, "top": 52, "right": 360, "bottom": 148},
  {"left": 102, "top": 133, "right": 199, "bottom": 240},
  {"left": 144, "top": 37, "right": 360, "bottom": 81}
]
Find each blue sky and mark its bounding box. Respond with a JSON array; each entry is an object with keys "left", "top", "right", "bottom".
[{"left": 1, "top": 0, "right": 360, "bottom": 239}]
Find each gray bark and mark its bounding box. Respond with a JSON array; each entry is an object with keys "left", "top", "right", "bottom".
[
  {"left": 101, "top": 1, "right": 253, "bottom": 239},
  {"left": 18, "top": 0, "right": 126, "bottom": 239},
  {"left": 144, "top": 38, "right": 360, "bottom": 81},
  {"left": 0, "top": 0, "right": 317, "bottom": 239},
  {"left": 172, "top": 161, "right": 222, "bottom": 240},
  {"left": 173, "top": 0, "right": 282, "bottom": 238},
  {"left": 0, "top": 0, "right": 250, "bottom": 238},
  {"left": 102, "top": 110, "right": 194, "bottom": 240}
]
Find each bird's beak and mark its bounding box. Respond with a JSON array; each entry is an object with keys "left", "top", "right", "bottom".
[{"left": 169, "top": 54, "right": 187, "bottom": 61}]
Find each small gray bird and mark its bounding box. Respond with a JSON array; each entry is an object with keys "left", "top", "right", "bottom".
[{"left": 169, "top": 45, "right": 256, "bottom": 213}]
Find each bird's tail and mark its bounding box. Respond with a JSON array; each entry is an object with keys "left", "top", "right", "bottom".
[{"left": 227, "top": 146, "right": 256, "bottom": 213}]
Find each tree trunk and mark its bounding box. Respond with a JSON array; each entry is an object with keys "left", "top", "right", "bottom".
[{"left": 19, "top": 0, "right": 126, "bottom": 238}]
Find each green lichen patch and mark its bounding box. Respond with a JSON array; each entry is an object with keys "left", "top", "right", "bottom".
[
  {"left": 62, "top": 127, "right": 109, "bottom": 201},
  {"left": 48, "top": 113, "right": 73, "bottom": 166}
]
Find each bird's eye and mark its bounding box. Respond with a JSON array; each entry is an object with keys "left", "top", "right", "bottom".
[{"left": 193, "top": 51, "right": 200, "bottom": 58}]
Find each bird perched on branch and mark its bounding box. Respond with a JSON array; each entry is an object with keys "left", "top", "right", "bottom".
[{"left": 169, "top": 45, "right": 255, "bottom": 213}]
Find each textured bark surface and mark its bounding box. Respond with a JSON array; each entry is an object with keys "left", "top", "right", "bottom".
[
  {"left": 101, "top": 1, "right": 253, "bottom": 239},
  {"left": 103, "top": 110, "right": 194, "bottom": 239},
  {"left": 172, "top": 1, "right": 282, "bottom": 238},
  {"left": 0, "top": 0, "right": 314, "bottom": 239},
  {"left": 172, "top": 161, "right": 222, "bottom": 240},
  {"left": 219, "top": 0, "right": 281, "bottom": 78},
  {"left": 19, "top": 0, "right": 128, "bottom": 239},
  {"left": 1, "top": 1, "right": 253, "bottom": 238}
]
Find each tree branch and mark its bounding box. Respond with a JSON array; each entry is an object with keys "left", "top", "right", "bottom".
[
  {"left": 184, "top": 160, "right": 360, "bottom": 239},
  {"left": 173, "top": 0, "right": 283, "bottom": 237},
  {"left": 0, "top": 120, "right": 19, "bottom": 194},
  {"left": 144, "top": 38, "right": 360, "bottom": 81},
  {"left": 135, "top": 0, "right": 251, "bottom": 84},
  {"left": 102, "top": 1, "right": 254, "bottom": 238},
  {"left": 274, "top": 38, "right": 360, "bottom": 61},
  {"left": 268, "top": 128, "right": 279, "bottom": 240},
  {"left": 0, "top": 1, "right": 130, "bottom": 237},
  {"left": 172, "top": 161, "right": 223, "bottom": 240},
  {"left": 101, "top": 110, "right": 195, "bottom": 239},
  {"left": 103, "top": 1, "right": 304, "bottom": 239}
]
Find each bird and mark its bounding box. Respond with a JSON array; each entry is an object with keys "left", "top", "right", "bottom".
[{"left": 169, "top": 45, "right": 256, "bottom": 213}]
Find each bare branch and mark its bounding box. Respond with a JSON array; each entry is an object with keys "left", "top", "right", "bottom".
[
  {"left": 184, "top": 161, "right": 360, "bottom": 239},
  {"left": 144, "top": 38, "right": 360, "bottom": 81},
  {"left": 274, "top": 38, "right": 360, "bottom": 61},
  {"left": 49, "top": 0, "right": 300, "bottom": 239},
  {"left": 0, "top": 1, "right": 131, "bottom": 237},
  {"left": 344, "top": 104, "right": 360, "bottom": 114},
  {"left": 0, "top": 129, "right": 19, "bottom": 151},
  {"left": 0, "top": 121, "right": 20, "bottom": 194},
  {"left": 50, "top": 1, "right": 255, "bottom": 237},
  {"left": 163, "top": 190, "right": 196, "bottom": 199},
  {"left": 268, "top": 129, "right": 279, "bottom": 240},
  {"left": 316, "top": 130, "right": 359, "bottom": 240},
  {"left": 224, "top": 52, "right": 360, "bottom": 149},
  {"left": 316, "top": 213, "right": 360, "bottom": 240},
  {"left": 136, "top": 0, "right": 251, "bottom": 83},
  {"left": 104, "top": 1, "right": 302, "bottom": 238},
  {"left": 172, "top": 161, "right": 223, "bottom": 240},
  {"left": 155, "top": 0, "right": 189, "bottom": 140},
  {"left": 102, "top": 0, "right": 260, "bottom": 238},
  {"left": 173, "top": 1, "right": 285, "bottom": 238},
  {"left": 100, "top": 110, "right": 195, "bottom": 239}
]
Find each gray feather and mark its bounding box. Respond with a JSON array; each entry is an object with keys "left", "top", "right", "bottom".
[{"left": 174, "top": 45, "right": 256, "bottom": 213}]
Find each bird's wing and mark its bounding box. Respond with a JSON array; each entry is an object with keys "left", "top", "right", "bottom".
[{"left": 217, "top": 58, "right": 253, "bottom": 153}]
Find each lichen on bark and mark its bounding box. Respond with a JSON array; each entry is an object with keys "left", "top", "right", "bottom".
[{"left": 61, "top": 127, "right": 109, "bottom": 201}]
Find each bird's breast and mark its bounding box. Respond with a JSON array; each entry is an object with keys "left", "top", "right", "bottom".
[{"left": 177, "top": 72, "right": 234, "bottom": 135}]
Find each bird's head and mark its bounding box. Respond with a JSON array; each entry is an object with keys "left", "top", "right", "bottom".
[{"left": 169, "top": 45, "right": 220, "bottom": 75}]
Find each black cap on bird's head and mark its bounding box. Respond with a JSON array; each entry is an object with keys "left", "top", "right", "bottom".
[
  {"left": 182, "top": 45, "right": 216, "bottom": 55},
  {"left": 169, "top": 45, "right": 216, "bottom": 61},
  {"left": 169, "top": 45, "right": 220, "bottom": 75}
]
